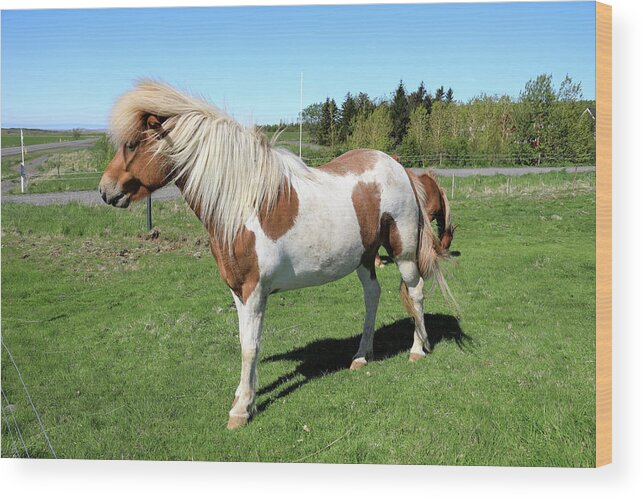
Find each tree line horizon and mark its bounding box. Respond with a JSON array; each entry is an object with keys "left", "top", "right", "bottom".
[{"left": 265, "top": 74, "right": 596, "bottom": 168}]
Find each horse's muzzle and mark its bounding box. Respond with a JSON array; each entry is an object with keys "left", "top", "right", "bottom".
[{"left": 98, "top": 183, "right": 131, "bottom": 208}]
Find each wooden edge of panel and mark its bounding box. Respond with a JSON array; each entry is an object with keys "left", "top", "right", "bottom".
[{"left": 596, "top": 1, "right": 612, "bottom": 468}]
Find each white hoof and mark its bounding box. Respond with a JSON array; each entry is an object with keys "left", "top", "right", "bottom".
[
  {"left": 408, "top": 352, "right": 425, "bottom": 362},
  {"left": 350, "top": 358, "right": 368, "bottom": 370}
]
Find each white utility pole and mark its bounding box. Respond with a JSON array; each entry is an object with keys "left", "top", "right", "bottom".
[
  {"left": 20, "top": 129, "right": 25, "bottom": 193},
  {"left": 299, "top": 72, "right": 303, "bottom": 158}
]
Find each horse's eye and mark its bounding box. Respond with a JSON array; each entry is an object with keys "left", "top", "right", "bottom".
[{"left": 126, "top": 142, "right": 138, "bottom": 151}]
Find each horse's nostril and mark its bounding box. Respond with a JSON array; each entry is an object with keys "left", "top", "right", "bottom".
[{"left": 109, "top": 192, "right": 125, "bottom": 206}]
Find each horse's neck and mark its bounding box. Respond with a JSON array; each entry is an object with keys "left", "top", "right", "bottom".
[
  {"left": 173, "top": 148, "right": 312, "bottom": 242},
  {"left": 175, "top": 176, "right": 206, "bottom": 227}
]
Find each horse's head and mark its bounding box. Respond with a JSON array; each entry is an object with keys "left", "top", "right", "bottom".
[
  {"left": 99, "top": 114, "right": 173, "bottom": 208},
  {"left": 440, "top": 223, "right": 457, "bottom": 250}
]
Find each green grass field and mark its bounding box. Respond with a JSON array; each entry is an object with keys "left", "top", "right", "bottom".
[{"left": 1, "top": 172, "right": 596, "bottom": 465}]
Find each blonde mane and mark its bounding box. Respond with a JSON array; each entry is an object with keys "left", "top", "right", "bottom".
[{"left": 110, "top": 79, "right": 313, "bottom": 248}]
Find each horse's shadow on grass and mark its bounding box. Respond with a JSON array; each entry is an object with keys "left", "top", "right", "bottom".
[{"left": 257, "top": 313, "right": 471, "bottom": 413}]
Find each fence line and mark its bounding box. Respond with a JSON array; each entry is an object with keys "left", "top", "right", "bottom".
[
  {"left": 1, "top": 339, "right": 57, "bottom": 458},
  {"left": 27, "top": 171, "right": 103, "bottom": 180},
  {"left": 301, "top": 152, "right": 597, "bottom": 167}
]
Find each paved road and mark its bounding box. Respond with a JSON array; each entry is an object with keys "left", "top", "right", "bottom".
[
  {"left": 1, "top": 138, "right": 99, "bottom": 157},
  {"left": 1, "top": 165, "right": 595, "bottom": 207},
  {"left": 1, "top": 184, "right": 181, "bottom": 206}
]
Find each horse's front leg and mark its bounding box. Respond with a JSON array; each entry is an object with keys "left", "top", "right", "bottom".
[{"left": 228, "top": 289, "right": 266, "bottom": 430}]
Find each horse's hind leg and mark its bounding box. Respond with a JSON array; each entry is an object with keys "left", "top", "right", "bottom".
[
  {"left": 228, "top": 290, "right": 266, "bottom": 429},
  {"left": 350, "top": 264, "right": 381, "bottom": 370},
  {"left": 397, "top": 259, "right": 430, "bottom": 362}
]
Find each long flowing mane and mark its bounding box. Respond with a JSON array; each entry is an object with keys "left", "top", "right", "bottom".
[{"left": 110, "top": 79, "right": 313, "bottom": 247}]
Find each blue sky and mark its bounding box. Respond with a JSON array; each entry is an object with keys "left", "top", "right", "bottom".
[{"left": 1, "top": 2, "right": 596, "bottom": 129}]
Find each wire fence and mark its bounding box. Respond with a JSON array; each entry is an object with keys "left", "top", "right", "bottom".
[
  {"left": 26, "top": 173, "right": 102, "bottom": 182},
  {"left": 14, "top": 170, "right": 102, "bottom": 193},
  {"left": 301, "top": 152, "right": 596, "bottom": 168},
  {"left": 26, "top": 171, "right": 102, "bottom": 181}
]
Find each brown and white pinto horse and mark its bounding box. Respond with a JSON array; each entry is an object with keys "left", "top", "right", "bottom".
[{"left": 99, "top": 81, "right": 454, "bottom": 429}]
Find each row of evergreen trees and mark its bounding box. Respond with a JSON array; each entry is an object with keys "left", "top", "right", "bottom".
[
  {"left": 307, "top": 82, "right": 453, "bottom": 148},
  {"left": 299, "top": 75, "right": 595, "bottom": 167}
]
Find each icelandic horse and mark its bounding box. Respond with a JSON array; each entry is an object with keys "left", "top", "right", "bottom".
[{"left": 98, "top": 81, "right": 454, "bottom": 429}]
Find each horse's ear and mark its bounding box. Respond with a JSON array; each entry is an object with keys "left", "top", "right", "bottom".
[
  {"left": 146, "top": 114, "right": 164, "bottom": 130},
  {"left": 145, "top": 114, "right": 171, "bottom": 140}
]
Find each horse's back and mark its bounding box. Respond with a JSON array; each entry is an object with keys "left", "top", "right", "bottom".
[
  {"left": 319, "top": 149, "right": 408, "bottom": 182},
  {"left": 318, "top": 149, "right": 415, "bottom": 204}
]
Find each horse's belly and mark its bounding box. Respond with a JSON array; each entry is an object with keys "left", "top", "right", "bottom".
[
  {"left": 259, "top": 203, "right": 365, "bottom": 292},
  {"left": 268, "top": 237, "right": 364, "bottom": 291}
]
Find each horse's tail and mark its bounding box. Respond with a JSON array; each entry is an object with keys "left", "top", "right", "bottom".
[{"left": 400, "top": 172, "right": 458, "bottom": 314}]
